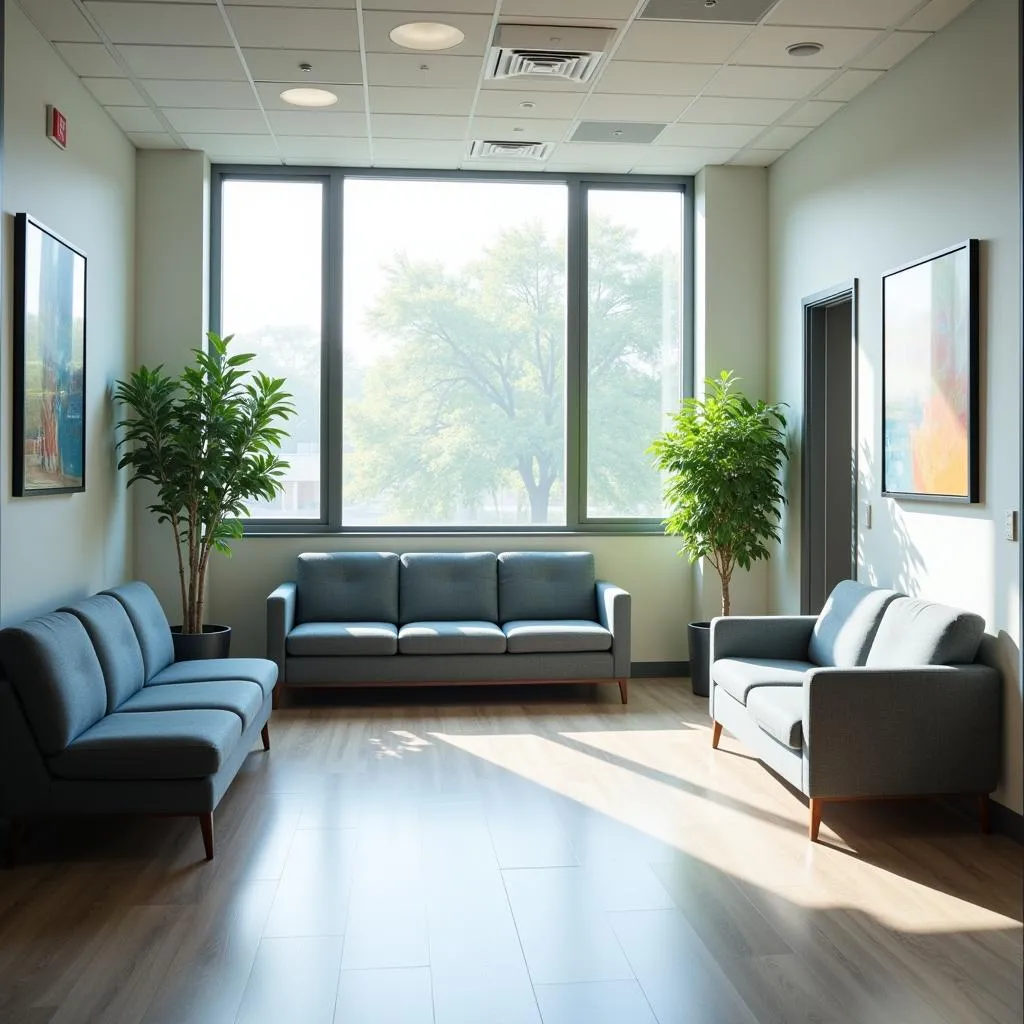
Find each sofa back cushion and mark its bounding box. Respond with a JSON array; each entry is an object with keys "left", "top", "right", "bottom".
[
  {"left": 808, "top": 580, "right": 900, "bottom": 667},
  {"left": 103, "top": 582, "right": 175, "bottom": 681},
  {"left": 498, "top": 551, "right": 597, "bottom": 622},
  {"left": 62, "top": 595, "right": 146, "bottom": 712},
  {"left": 0, "top": 612, "right": 108, "bottom": 755},
  {"left": 865, "top": 596, "right": 986, "bottom": 667},
  {"left": 297, "top": 552, "right": 400, "bottom": 623},
  {"left": 400, "top": 552, "right": 498, "bottom": 625}
]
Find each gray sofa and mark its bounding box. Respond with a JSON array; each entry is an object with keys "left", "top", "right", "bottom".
[
  {"left": 709, "top": 580, "right": 1002, "bottom": 840},
  {"left": 0, "top": 581, "right": 277, "bottom": 861},
  {"left": 267, "top": 550, "right": 631, "bottom": 703}
]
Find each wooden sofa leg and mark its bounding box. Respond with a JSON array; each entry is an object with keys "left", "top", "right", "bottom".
[
  {"left": 199, "top": 813, "right": 214, "bottom": 861},
  {"left": 711, "top": 721, "right": 722, "bottom": 749},
  {"left": 809, "top": 798, "right": 823, "bottom": 842},
  {"left": 979, "top": 794, "right": 991, "bottom": 834},
  {"left": 261, "top": 722, "right": 271, "bottom": 751},
  {"left": 617, "top": 678, "right": 628, "bottom": 705}
]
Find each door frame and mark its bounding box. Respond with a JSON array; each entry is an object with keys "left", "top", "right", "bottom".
[{"left": 800, "top": 279, "right": 859, "bottom": 614}]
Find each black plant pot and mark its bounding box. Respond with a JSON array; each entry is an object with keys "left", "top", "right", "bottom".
[
  {"left": 171, "top": 625, "right": 231, "bottom": 661},
  {"left": 688, "top": 621, "right": 712, "bottom": 697}
]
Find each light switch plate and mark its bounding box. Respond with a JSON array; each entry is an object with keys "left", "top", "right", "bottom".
[
  {"left": 1004, "top": 510, "right": 1018, "bottom": 542},
  {"left": 862, "top": 502, "right": 872, "bottom": 530}
]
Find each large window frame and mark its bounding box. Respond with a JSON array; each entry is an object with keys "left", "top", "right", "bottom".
[{"left": 211, "top": 166, "right": 694, "bottom": 535}]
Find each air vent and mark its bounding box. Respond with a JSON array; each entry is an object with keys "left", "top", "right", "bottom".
[
  {"left": 639, "top": 0, "right": 776, "bottom": 23},
  {"left": 468, "top": 139, "right": 552, "bottom": 160},
  {"left": 486, "top": 24, "right": 615, "bottom": 83}
]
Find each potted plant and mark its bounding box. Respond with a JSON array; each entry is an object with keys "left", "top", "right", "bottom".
[
  {"left": 114, "top": 331, "right": 295, "bottom": 660},
  {"left": 649, "top": 370, "right": 789, "bottom": 696}
]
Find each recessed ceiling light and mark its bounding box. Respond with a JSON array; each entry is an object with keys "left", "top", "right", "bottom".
[
  {"left": 787, "top": 41, "right": 823, "bottom": 58},
  {"left": 389, "top": 21, "right": 465, "bottom": 51},
  {"left": 280, "top": 87, "right": 339, "bottom": 108}
]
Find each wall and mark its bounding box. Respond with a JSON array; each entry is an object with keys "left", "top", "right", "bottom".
[
  {"left": 768, "top": 0, "right": 1022, "bottom": 811},
  {"left": 0, "top": 0, "right": 135, "bottom": 623}
]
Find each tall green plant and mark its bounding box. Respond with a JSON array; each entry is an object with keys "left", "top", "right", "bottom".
[
  {"left": 648, "top": 371, "right": 788, "bottom": 616},
  {"left": 115, "top": 332, "right": 295, "bottom": 633}
]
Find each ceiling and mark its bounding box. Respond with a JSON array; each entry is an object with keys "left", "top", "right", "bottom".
[{"left": 18, "top": 0, "right": 977, "bottom": 172}]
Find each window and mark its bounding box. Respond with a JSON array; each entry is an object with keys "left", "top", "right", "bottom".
[{"left": 212, "top": 171, "right": 690, "bottom": 532}]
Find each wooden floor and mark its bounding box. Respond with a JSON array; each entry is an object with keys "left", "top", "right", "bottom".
[{"left": 0, "top": 680, "right": 1020, "bottom": 1024}]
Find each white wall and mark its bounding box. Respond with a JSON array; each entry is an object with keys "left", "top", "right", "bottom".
[
  {"left": 768, "top": 0, "right": 1022, "bottom": 811},
  {"left": 0, "top": 1, "right": 135, "bottom": 623}
]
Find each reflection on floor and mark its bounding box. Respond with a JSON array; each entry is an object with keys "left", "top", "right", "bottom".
[{"left": 0, "top": 680, "right": 1020, "bottom": 1024}]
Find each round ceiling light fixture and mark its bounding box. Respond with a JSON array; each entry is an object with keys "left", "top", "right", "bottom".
[
  {"left": 786, "top": 41, "right": 824, "bottom": 57},
  {"left": 389, "top": 21, "right": 465, "bottom": 51},
  {"left": 280, "top": 87, "right": 339, "bottom": 108}
]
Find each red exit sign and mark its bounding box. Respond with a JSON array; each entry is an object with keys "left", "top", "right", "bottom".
[{"left": 46, "top": 105, "right": 67, "bottom": 149}]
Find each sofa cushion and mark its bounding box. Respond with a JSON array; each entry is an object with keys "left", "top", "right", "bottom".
[
  {"left": 0, "top": 612, "right": 108, "bottom": 755},
  {"left": 399, "top": 553, "right": 498, "bottom": 625},
  {"left": 296, "top": 552, "right": 399, "bottom": 624},
  {"left": 287, "top": 622, "right": 397, "bottom": 657},
  {"left": 712, "top": 658, "right": 812, "bottom": 706},
  {"left": 498, "top": 552, "right": 597, "bottom": 622},
  {"left": 62, "top": 595, "right": 146, "bottom": 713},
  {"left": 503, "top": 620, "right": 612, "bottom": 654},
  {"left": 398, "top": 621, "right": 506, "bottom": 655},
  {"left": 117, "top": 680, "right": 264, "bottom": 729},
  {"left": 148, "top": 657, "right": 277, "bottom": 699},
  {"left": 102, "top": 582, "right": 175, "bottom": 681},
  {"left": 746, "top": 685, "right": 804, "bottom": 749},
  {"left": 809, "top": 580, "right": 900, "bottom": 668},
  {"left": 49, "top": 709, "right": 242, "bottom": 780},
  {"left": 865, "top": 597, "right": 986, "bottom": 668}
]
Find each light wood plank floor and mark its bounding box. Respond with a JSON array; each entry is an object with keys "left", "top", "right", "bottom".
[{"left": 0, "top": 680, "right": 1020, "bottom": 1024}]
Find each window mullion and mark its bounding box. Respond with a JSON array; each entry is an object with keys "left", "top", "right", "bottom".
[{"left": 566, "top": 179, "right": 586, "bottom": 531}]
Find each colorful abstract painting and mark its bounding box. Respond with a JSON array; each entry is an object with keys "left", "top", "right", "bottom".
[
  {"left": 882, "top": 240, "right": 979, "bottom": 502},
  {"left": 13, "top": 214, "right": 87, "bottom": 496}
]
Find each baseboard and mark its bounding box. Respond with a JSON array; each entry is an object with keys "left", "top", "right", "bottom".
[{"left": 631, "top": 661, "right": 689, "bottom": 678}]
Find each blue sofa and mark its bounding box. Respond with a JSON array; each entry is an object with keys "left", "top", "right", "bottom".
[
  {"left": 267, "top": 550, "right": 632, "bottom": 703},
  {"left": 0, "top": 581, "right": 277, "bottom": 861}
]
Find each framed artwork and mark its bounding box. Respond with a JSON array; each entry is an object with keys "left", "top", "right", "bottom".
[
  {"left": 881, "top": 239, "right": 979, "bottom": 502},
  {"left": 13, "top": 213, "right": 87, "bottom": 496}
]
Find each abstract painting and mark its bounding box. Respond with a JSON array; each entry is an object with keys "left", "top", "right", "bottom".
[
  {"left": 13, "top": 214, "right": 87, "bottom": 496},
  {"left": 881, "top": 239, "right": 979, "bottom": 502}
]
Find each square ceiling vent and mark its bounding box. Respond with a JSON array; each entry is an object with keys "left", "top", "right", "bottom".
[
  {"left": 639, "top": 0, "right": 777, "bottom": 22},
  {"left": 468, "top": 140, "right": 552, "bottom": 160},
  {"left": 486, "top": 24, "right": 616, "bottom": 83},
  {"left": 570, "top": 121, "right": 666, "bottom": 144}
]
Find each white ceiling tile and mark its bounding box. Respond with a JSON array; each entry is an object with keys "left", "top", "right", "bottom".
[
  {"left": 546, "top": 143, "right": 655, "bottom": 172},
  {"left": 267, "top": 109, "right": 367, "bottom": 137},
  {"left": 766, "top": 0, "right": 922, "bottom": 30},
  {"left": 224, "top": 0, "right": 354, "bottom": 6},
  {"left": 163, "top": 108, "right": 270, "bottom": 135},
  {"left": 755, "top": 124, "right": 813, "bottom": 148},
  {"left": 145, "top": 80, "right": 259, "bottom": 109},
  {"left": 629, "top": 147, "right": 739, "bottom": 173},
  {"left": 119, "top": 45, "right": 246, "bottom": 81},
  {"left": 85, "top": 2, "right": 230, "bottom": 46},
  {"left": 372, "top": 139, "right": 467, "bottom": 165},
  {"left": 681, "top": 97, "right": 794, "bottom": 125},
  {"left": 469, "top": 117, "right": 569, "bottom": 142},
  {"left": 278, "top": 137, "right": 371, "bottom": 165},
  {"left": 362, "top": 12, "right": 494, "bottom": 56},
  {"left": 18, "top": 0, "right": 98, "bottom": 42},
  {"left": 366, "top": 53, "right": 483, "bottom": 89},
  {"left": 105, "top": 105, "right": 165, "bottom": 133},
  {"left": 657, "top": 123, "right": 764, "bottom": 148},
  {"left": 127, "top": 132, "right": 182, "bottom": 150},
  {"left": 362, "top": 0, "right": 491, "bottom": 11},
  {"left": 259, "top": 83, "right": 366, "bottom": 112},
  {"left": 55, "top": 42, "right": 124, "bottom": 78},
  {"left": 82, "top": 77, "right": 147, "bottom": 107},
  {"left": 784, "top": 100, "right": 844, "bottom": 127},
  {"left": 614, "top": 21, "right": 753, "bottom": 64},
  {"left": 705, "top": 66, "right": 832, "bottom": 100},
  {"left": 461, "top": 160, "right": 548, "bottom": 173},
  {"left": 503, "top": 0, "right": 635, "bottom": 17},
  {"left": 730, "top": 26, "right": 884, "bottom": 68},
  {"left": 853, "top": 31, "right": 931, "bottom": 70},
  {"left": 816, "top": 68, "right": 883, "bottom": 101},
  {"left": 371, "top": 114, "right": 468, "bottom": 139},
  {"left": 473, "top": 90, "right": 585, "bottom": 119},
  {"left": 481, "top": 74, "right": 589, "bottom": 93},
  {"left": 243, "top": 49, "right": 364, "bottom": 84},
  {"left": 578, "top": 93, "right": 693, "bottom": 123},
  {"left": 181, "top": 133, "right": 280, "bottom": 160},
  {"left": 225, "top": 7, "right": 358, "bottom": 51},
  {"left": 369, "top": 87, "right": 475, "bottom": 115},
  {"left": 729, "top": 149, "right": 786, "bottom": 166},
  {"left": 903, "top": 0, "right": 976, "bottom": 32},
  {"left": 595, "top": 61, "right": 716, "bottom": 97}
]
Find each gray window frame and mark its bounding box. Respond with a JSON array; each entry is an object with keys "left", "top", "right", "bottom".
[{"left": 210, "top": 165, "right": 694, "bottom": 535}]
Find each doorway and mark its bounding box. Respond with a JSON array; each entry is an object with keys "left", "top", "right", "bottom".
[{"left": 801, "top": 281, "right": 858, "bottom": 614}]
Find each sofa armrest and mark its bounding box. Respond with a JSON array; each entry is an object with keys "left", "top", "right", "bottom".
[
  {"left": 804, "top": 664, "right": 1002, "bottom": 798},
  {"left": 596, "top": 581, "right": 631, "bottom": 679},
  {"left": 266, "top": 582, "right": 297, "bottom": 684},
  {"left": 710, "top": 615, "right": 817, "bottom": 663}
]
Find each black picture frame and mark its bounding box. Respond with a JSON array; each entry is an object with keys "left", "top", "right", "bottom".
[
  {"left": 12, "top": 213, "right": 87, "bottom": 496},
  {"left": 881, "top": 238, "right": 979, "bottom": 503}
]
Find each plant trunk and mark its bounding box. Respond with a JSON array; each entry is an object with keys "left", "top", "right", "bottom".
[{"left": 172, "top": 520, "right": 188, "bottom": 632}]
